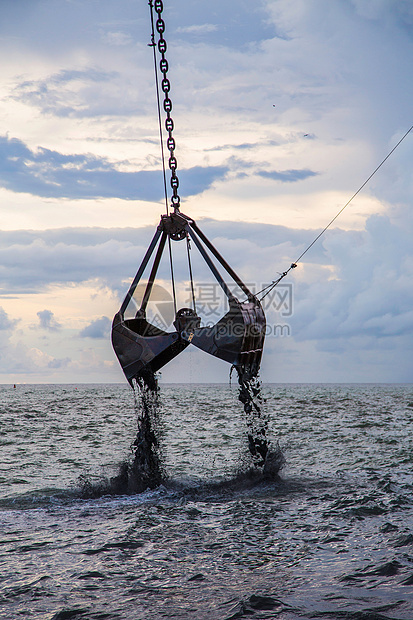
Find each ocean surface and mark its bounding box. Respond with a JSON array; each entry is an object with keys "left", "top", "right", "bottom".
[{"left": 1, "top": 383, "right": 413, "bottom": 619}]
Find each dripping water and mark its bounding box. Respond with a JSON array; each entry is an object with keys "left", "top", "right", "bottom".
[
  {"left": 78, "top": 369, "right": 165, "bottom": 497},
  {"left": 128, "top": 372, "right": 164, "bottom": 492},
  {"left": 235, "top": 367, "right": 285, "bottom": 477}
]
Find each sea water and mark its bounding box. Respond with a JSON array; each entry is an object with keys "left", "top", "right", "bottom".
[{"left": 1, "top": 383, "right": 413, "bottom": 619}]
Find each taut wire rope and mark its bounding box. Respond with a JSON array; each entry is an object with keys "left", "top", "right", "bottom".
[
  {"left": 186, "top": 233, "right": 197, "bottom": 313},
  {"left": 258, "top": 124, "right": 413, "bottom": 301}
]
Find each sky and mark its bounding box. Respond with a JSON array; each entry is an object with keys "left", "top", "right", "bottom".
[{"left": 0, "top": 0, "right": 412, "bottom": 384}]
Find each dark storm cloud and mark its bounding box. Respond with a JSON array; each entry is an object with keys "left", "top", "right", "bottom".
[{"left": 0, "top": 135, "right": 227, "bottom": 200}]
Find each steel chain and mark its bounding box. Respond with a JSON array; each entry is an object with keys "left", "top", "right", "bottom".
[{"left": 154, "top": 0, "right": 180, "bottom": 212}]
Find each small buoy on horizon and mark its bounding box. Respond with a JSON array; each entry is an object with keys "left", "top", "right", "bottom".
[{"left": 13, "top": 384, "right": 16, "bottom": 388}]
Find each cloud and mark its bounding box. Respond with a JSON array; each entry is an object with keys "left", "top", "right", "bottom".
[
  {"left": 26, "top": 347, "right": 69, "bottom": 369},
  {"left": 169, "top": 1, "right": 275, "bottom": 47},
  {"left": 1, "top": 208, "right": 411, "bottom": 344},
  {"left": 0, "top": 136, "right": 228, "bottom": 200},
  {"left": 0, "top": 222, "right": 321, "bottom": 296},
  {"left": 263, "top": 0, "right": 413, "bottom": 137},
  {"left": 176, "top": 24, "right": 219, "bottom": 35},
  {"left": 80, "top": 316, "right": 111, "bottom": 339},
  {"left": 12, "top": 68, "right": 120, "bottom": 118},
  {"left": 350, "top": 0, "right": 413, "bottom": 24},
  {"left": 257, "top": 169, "right": 317, "bottom": 182},
  {"left": 205, "top": 140, "right": 280, "bottom": 153},
  {"left": 100, "top": 31, "right": 134, "bottom": 47},
  {"left": 47, "top": 356, "right": 71, "bottom": 369},
  {"left": 286, "top": 212, "right": 413, "bottom": 349},
  {"left": 0, "top": 209, "right": 411, "bottom": 382},
  {"left": 0, "top": 0, "right": 144, "bottom": 57},
  {"left": 0, "top": 306, "right": 18, "bottom": 330},
  {"left": 221, "top": 155, "right": 319, "bottom": 185},
  {"left": 0, "top": 318, "right": 70, "bottom": 376},
  {"left": 37, "top": 309, "right": 62, "bottom": 331}
]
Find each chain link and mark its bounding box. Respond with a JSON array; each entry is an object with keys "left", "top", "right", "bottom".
[{"left": 153, "top": 0, "right": 180, "bottom": 212}]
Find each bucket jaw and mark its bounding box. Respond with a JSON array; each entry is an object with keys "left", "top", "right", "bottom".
[
  {"left": 191, "top": 297, "right": 265, "bottom": 380},
  {"left": 112, "top": 309, "right": 200, "bottom": 386}
]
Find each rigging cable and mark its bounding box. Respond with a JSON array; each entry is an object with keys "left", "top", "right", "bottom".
[
  {"left": 149, "top": 0, "right": 177, "bottom": 314},
  {"left": 149, "top": 0, "right": 169, "bottom": 216},
  {"left": 186, "top": 233, "right": 197, "bottom": 313},
  {"left": 258, "top": 124, "right": 413, "bottom": 301}
]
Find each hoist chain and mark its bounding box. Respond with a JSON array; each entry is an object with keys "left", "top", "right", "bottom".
[{"left": 153, "top": 0, "right": 180, "bottom": 212}]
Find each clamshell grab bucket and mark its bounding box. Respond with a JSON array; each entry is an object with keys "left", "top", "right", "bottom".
[{"left": 111, "top": 213, "right": 266, "bottom": 385}]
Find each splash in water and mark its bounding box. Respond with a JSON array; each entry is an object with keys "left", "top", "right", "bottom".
[{"left": 78, "top": 367, "right": 283, "bottom": 499}]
